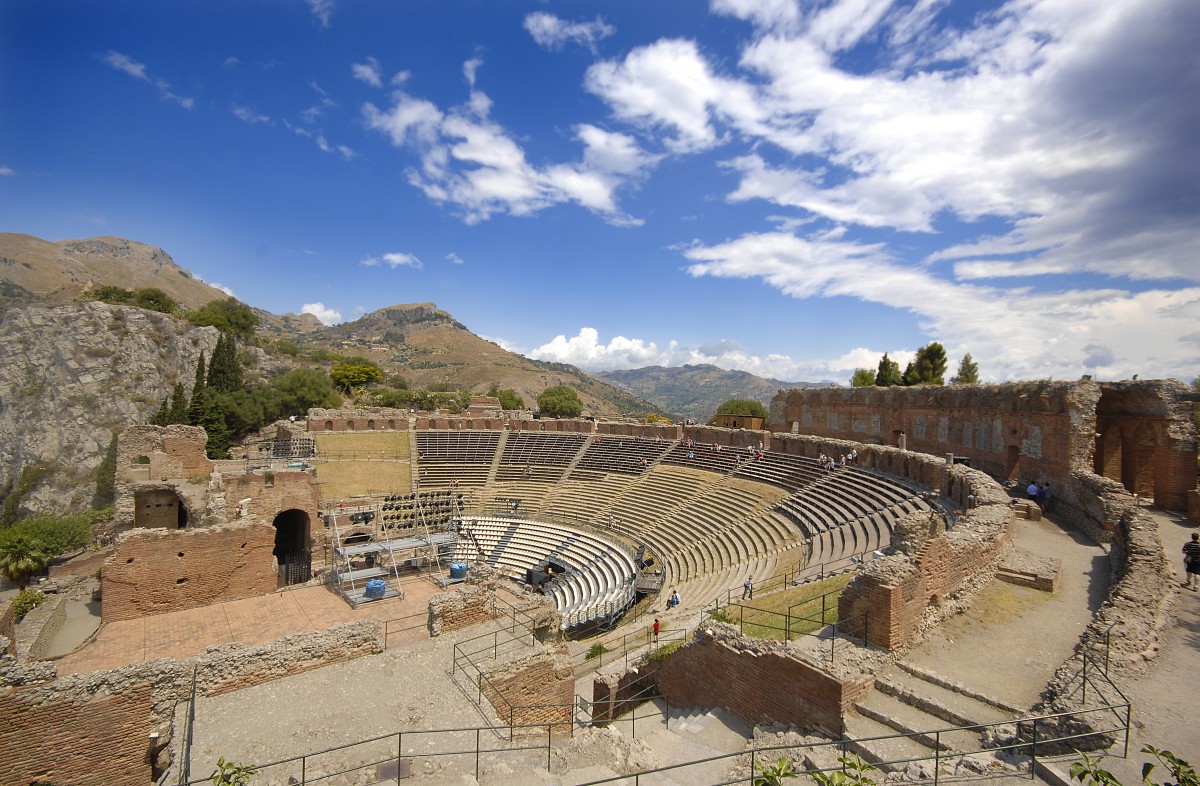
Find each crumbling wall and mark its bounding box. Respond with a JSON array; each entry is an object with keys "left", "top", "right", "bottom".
[
  {"left": 305, "top": 407, "right": 412, "bottom": 432},
  {"left": 0, "top": 683, "right": 153, "bottom": 786},
  {"left": 114, "top": 424, "right": 212, "bottom": 529},
  {"left": 478, "top": 647, "right": 575, "bottom": 733},
  {"left": 653, "top": 625, "right": 874, "bottom": 736},
  {"left": 102, "top": 521, "right": 277, "bottom": 622},
  {"left": 1, "top": 620, "right": 382, "bottom": 784},
  {"left": 219, "top": 470, "right": 320, "bottom": 524},
  {"left": 428, "top": 583, "right": 499, "bottom": 636}
]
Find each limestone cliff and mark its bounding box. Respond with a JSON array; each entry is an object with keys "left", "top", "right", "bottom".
[{"left": 0, "top": 301, "right": 219, "bottom": 514}]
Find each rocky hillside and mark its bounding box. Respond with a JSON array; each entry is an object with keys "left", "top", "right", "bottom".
[
  {"left": 598, "top": 364, "right": 833, "bottom": 422},
  {"left": 0, "top": 301, "right": 220, "bottom": 513}
]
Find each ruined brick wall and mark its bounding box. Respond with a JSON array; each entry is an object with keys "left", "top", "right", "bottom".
[
  {"left": 221, "top": 471, "right": 320, "bottom": 524},
  {"left": 102, "top": 521, "right": 277, "bottom": 622},
  {"left": 0, "top": 683, "right": 153, "bottom": 786},
  {"left": 769, "top": 380, "right": 1196, "bottom": 512},
  {"left": 597, "top": 421, "right": 681, "bottom": 440},
  {"left": 591, "top": 668, "right": 662, "bottom": 723},
  {"left": 0, "top": 602, "right": 15, "bottom": 657},
  {"left": 653, "top": 628, "right": 872, "bottom": 736},
  {"left": 428, "top": 583, "right": 499, "bottom": 636},
  {"left": 114, "top": 424, "right": 212, "bottom": 529},
  {"left": 306, "top": 409, "right": 412, "bottom": 432},
  {"left": 478, "top": 648, "right": 575, "bottom": 733},
  {"left": 2, "top": 620, "right": 382, "bottom": 784},
  {"left": 683, "top": 425, "right": 772, "bottom": 449}
]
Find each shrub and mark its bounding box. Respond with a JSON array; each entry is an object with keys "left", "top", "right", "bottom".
[
  {"left": 585, "top": 643, "right": 607, "bottom": 660},
  {"left": 11, "top": 588, "right": 47, "bottom": 621}
]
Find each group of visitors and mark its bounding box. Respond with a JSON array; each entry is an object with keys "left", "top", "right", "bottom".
[{"left": 1025, "top": 480, "right": 1054, "bottom": 511}]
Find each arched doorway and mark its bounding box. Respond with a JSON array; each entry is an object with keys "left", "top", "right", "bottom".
[
  {"left": 134, "top": 489, "right": 188, "bottom": 529},
  {"left": 272, "top": 509, "right": 311, "bottom": 585}
]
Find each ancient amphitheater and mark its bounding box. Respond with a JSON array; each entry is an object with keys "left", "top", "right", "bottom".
[{"left": 2, "top": 378, "right": 1196, "bottom": 786}]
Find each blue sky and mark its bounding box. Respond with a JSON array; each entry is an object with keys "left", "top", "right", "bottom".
[{"left": 2, "top": 0, "right": 1197, "bottom": 384}]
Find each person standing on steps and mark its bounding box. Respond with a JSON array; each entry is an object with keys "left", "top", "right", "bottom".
[
  {"left": 743, "top": 577, "right": 753, "bottom": 600},
  {"left": 652, "top": 617, "right": 660, "bottom": 643},
  {"left": 1183, "top": 533, "right": 1200, "bottom": 591}
]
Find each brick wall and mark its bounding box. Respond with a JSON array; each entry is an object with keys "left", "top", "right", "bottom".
[
  {"left": 839, "top": 504, "right": 1012, "bottom": 651},
  {"left": 654, "top": 631, "right": 872, "bottom": 736},
  {"left": 221, "top": 471, "right": 320, "bottom": 523},
  {"left": 591, "top": 668, "right": 661, "bottom": 723},
  {"left": 103, "top": 522, "right": 278, "bottom": 622},
  {"left": 0, "top": 683, "right": 153, "bottom": 786},
  {"left": 478, "top": 649, "right": 575, "bottom": 733},
  {"left": 428, "top": 584, "right": 498, "bottom": 636}
]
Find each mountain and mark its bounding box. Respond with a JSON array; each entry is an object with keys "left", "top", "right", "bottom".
[
  {"left": 0, "top": 233, "right": 234, "bottom": 313},
  {"left": 292, "top": 302, "right": 659, "bottom": 418},
  {"left": 597, "top": 364, "right": 835, "bottom": 422}
]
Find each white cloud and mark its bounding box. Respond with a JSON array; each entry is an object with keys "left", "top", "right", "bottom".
[
  {"left": 463, "top": 57, "right": 483, "bottom": 89},
  {"left": 306, "top": 0, "right": 333, "bottom": 28},
  {"left": 352, "top": 57, "right": 383, "bottom": 87},
  {"left": 301, "top": 302, "right": 341, "bottom": 324},
  {"left": 524, "top": 12, "right": 615, "bottom": 53},
  {"left": 0, "top": 166, "right": 15, "bottom": 176},
  {"left": 530, "top": 327, "right": 668, "bottom": 371},
  {"left": 232, "top": 105, "right": 271, "bottom": 125},
  {"left": 102, "top": 50, "right": 195, "bottom": 109},
  {"left": 363, "top": 77, "right": 657, "bottom": 225},
  {"left": 680, "top": 227, "right": 1200, "bottom": 381},
  {"left": 70, "top": 211, "right": 108, "bottom": 226},
  {"left": 361, "top": 252, "right": 422, "bottom": 269},
  {"left": 223, "top": 56, "right": 241, "bottom": 69},
  {"left": 446, "top": 252, "right": 465, "bottom": 265},
  {"left": 195, "top": 276, "right": 236, "bottom": 298}
]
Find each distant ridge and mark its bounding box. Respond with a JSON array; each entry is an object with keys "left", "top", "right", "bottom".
[{"left": 597, "top": 364, "right": 834, "bottom": 422}]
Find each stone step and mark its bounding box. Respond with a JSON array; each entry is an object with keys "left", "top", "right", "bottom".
[
  {"left": 875, "top": 666, "right": 1019, "bottom": 730},
  {"left": 854, "top": 690, "right": 980, "bottom": 754},
  {"left": 841, "top": 713, "right": 950, "bottom": 774}
]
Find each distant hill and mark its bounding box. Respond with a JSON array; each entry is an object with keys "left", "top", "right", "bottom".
[
  {"left": 297, "top": 302, "right": 661, "bottom": 418},
  {"left": 597, "top": 364, "right": 834, "bottom": 422},
  {"left": 0, "top": 233, "right": 234, "bottom": 313}
]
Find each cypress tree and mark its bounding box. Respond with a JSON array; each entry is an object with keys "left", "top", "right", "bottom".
[
  {"left": 168, "top": 383, "right": 189, "bottom": 424},
  {"left": 187, "top": 352, "right": 207, "bottom": 426},
  {"left": 207, "top": 333, "right": 243, "bottom": 393}
]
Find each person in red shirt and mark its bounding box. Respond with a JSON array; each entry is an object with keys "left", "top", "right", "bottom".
[{"left": 652, "top": 618, "right": 660, "bottom": 643}]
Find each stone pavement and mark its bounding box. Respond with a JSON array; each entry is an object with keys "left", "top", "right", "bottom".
[
  {"left": 1090, "top": 506, "right": 1199, "bottom": 783},
  {"left": 53, "top": 577, "right": 439, "bottom": 674}
]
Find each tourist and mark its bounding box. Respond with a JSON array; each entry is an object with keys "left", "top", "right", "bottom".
[
  {"left": 652, "top": 617, "right": 660, "bottom": 643},
  {"left": 1042, "top": 482, "right": 1053, "bottom": 512},
  {"left": 1026, "top": 481, "right": 1040, "bottom": 500},
  {"left": 1036, "top": 483, "right": 1048, "bottom": 509},
  {"left": 742, "top": 577, "right": 753, "bottom": 600},
  {"left": 671, "top": 588, "right": 681, "bottom": 607},
  {"left": 1183, "top": 533, "right": 1200, "bottom": 591}
]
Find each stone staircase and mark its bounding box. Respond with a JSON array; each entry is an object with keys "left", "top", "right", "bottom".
[{"left": 843, "top": 662, "right": 1024, "bottom": 775}]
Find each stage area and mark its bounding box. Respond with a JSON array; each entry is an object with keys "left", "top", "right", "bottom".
[{"left": 53, "top": 580, "right": 439, "bottom": 675}]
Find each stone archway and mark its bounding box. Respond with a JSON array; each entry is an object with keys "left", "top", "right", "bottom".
[
  {"left": 272, "top": 509, "right": 311, "bottom": 585},
  {"left": 134, "top": 489, "right": 188, "bottom": 529}
]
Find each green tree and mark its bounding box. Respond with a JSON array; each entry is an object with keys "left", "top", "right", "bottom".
[
  {"left": 210, "top": 757, "right": 256, "bottom": 786},
  {"left": 133, "top": 287, "right": 179, "bottom": 314},
  {"left": 330, "top": 362, "right": 384, "bottom": 392},
  {"left": 168, "top": 383, "right": 189, "bottom": 423},
  {"left": 902, "top": 360, "right": 921, "bottom": 386},
  {"left": 488, "top": 385, "right": 525, "bottom": 410},
  {"left": 375, "top": 387, "right": 414, "bottom": 409},
  {"left": 6, "top": 515, "right": 93, "bottom": 556},
  {"left": 93, "top": 432, "right": 118, "bottom": 509},
  {"left": 189, "top": 298, "right": 260, "bottom": 338},
  {"left": 850, "top": 369, "right": 876, "bottom": 387},
  {"left": 207, "top": 332, "right": 244, "bottom": 393},
  {"left": 537, "top": 385, "right": 583, "bottom": 418},
  {"left": 914, "top": 342, "right": 948, "bottom": 385},
  {"left": 715, "top": 399, "right": 769, "bottom": 419},
  {"left": 187, "top": 353, "right": 208, "bottom": 425},
  {"left": 875, "top": 354, "right": 902, "bottom": 386},
  {"left": 0, "top": 534, "right": 50, "bottom": 590},
  {"left": 950, "top": 353, "right": 980, "bottom": 385},
  {"left": 273, "top": 368, "right": 341, "bottom": 414}
]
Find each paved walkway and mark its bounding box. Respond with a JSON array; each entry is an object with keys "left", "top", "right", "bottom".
[
  {"left": 54, "top": 578, "right": 439, "bottom": 674},
  {"left": 1093, "top": 506, "right": 1199, "bottom": 783},
  {"left": 903, "top": 511, "right": 1110, "bottom": 711}
]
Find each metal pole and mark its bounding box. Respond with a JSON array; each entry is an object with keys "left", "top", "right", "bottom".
[
  {"left": 1123, "top": 704, "right": 1131, "bottom": 758},
  {"left": 1031, "top": 719, "right": 1038, "bottom": 780},
  {"left": 301, "top": 756, "right": 306, "bottom": 786},
  {"left": 934, "top": 730, "right": 940, "bottom": 786},
  {"left": 1081, "top": 655, "right": 1088, "bottom": 705},
  {"left": 475, "top": 728, "right": 480, "bottom": 781},
  {"left": 398, "top": 732, "right": 403, "bottom": 778}
]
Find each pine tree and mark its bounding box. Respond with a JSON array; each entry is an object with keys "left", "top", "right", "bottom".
[
  {"left": 207, "top": 333, "right": 244, "bottom": 393},
  {"left": 187, "top": 352, "right": 207, "bottom": 426},
  {"left": 875, "top": 353, "right": 902, "bottom": 386},
  {"left": 914, "top": 342, "right": 948, "bottom": 385},
  {"left": 950, "top": 353, "right": 980, "bottom": 385},
  {"left": 168, "top": 383, "right": 189, "bottom": 423},
  {"left": 902, "top": 360, "right": 921, "bottom": 386},
  {"left": 149, "top": 397, "right": 171, "bottom": 426}
]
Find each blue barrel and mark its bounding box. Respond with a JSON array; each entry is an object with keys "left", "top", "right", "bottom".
[{"left": 450, "top": 562, "right": 468, "bottom": 579}]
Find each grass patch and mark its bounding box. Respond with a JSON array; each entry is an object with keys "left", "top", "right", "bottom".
[
  {"left": 312, "top": 432, "right": 413, "bottom": 498},
  {"left": 715, "top": 573, "right": 856, "bottom": 641},
  {"left": 647, "top": 641, "right": 683, "bottom": 663}
]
